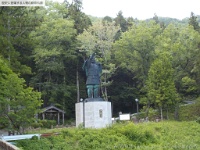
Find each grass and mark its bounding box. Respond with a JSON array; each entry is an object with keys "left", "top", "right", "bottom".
[{"left": 17, "top": 121, "right": 200, "bottom": 150}]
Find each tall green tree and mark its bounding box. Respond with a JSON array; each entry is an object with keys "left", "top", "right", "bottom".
[
  {"left": 65, "top": 0, "right": 92, "bottom": 34},
  {"left": 156, "top": 24, "right": 200, "bottom": 98},
  {"left": 114, "top": 11, "right": 128, "bottom": 32},
  {"left": 0, "top": 57, "right": 42, "bottom": 132},
  {"left": 146, "top": 52, "right": 179, "bottom": 120},
  {"left": 189, "top": 12, "right": 200, "bottom": 32},
  {"left": 113, "top": 21, "right": 161, "bottom": 93},
  {"left": 30, "top": 2, "right": 77, "bottom": 117},
  {"left": 0, "top": 6, "right": 43, "bottom": 76},
  {"left": 113, "top": 11, "right": 128, "bottom": 40},
  {"left": 64, "top": 0, "right": 92, "bottom": 103}
]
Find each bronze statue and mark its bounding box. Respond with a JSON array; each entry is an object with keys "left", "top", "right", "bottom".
[{"left": 82, "top": 53, "right": 102, "bottom": 98}]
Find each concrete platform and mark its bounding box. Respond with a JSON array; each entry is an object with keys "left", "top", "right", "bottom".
[{"left": 76, "top": 100, "right": 112, "bottom": 128}]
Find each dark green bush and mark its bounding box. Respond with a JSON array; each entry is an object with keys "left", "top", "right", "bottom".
[
  {"left": 196, "top": 117, "right": 200, "bottom": 124},
  {"left": 31, "top": 122, "right": 43, "bottom": 128},
  {"left": 39, "top": 120, "right": 57, "bottom": 128}
]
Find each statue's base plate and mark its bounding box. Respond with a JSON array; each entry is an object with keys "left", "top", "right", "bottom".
[{"left": 85, "top": 97, "right": 104, "bottom": 102}]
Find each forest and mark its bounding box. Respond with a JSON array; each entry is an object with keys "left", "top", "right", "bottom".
[{"left": 0, "top": 0, "right": 200, "bottom": 132}]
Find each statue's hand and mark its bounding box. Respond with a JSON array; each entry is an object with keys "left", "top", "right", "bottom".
[{"left": 90, "top": 53, "right": 95, "bottom": 59}]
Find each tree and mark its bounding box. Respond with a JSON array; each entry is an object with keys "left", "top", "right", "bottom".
[
  {"left": 102, "top": 16, "right": 113, "bottom": 24},
  {"left": 108, "top": 68, "right": 139, "bottom": 115},
  {"left": 113, "top": 11, "right": 128, "bottom": 40},
  {"left": 146, "top": 52, "right": 179, "bottom": 120},
  {"left": 126, "top": 17, "right": 135, "bottom": 29},
  {"left": 181, "top": 76, "right": 198, "bottom": 96},
  {"left": 65, "top": 0, "right": 92, "bottom": 34},
  {"left": 156, "top": 24, "right": 200, "bottom": 98},
  {"left": 0, "top": 6, "right": 43, "bottom": 76},
  {"left": 189, "top": 12, "right": 200, "bottom": 32},
  {"left": 153, "top": 13, "right": 159, "bottom": 24},
  {"left": 114, "top": 11, "right": 128, "bottom": 32},
  {"left": 113, "top": 21, "right": 161, "bottom": 94},
  {"left": 0, "top": 57, "right": 42, "bottom": 132},
  {"left": 30, "top": 2, "right": 77, "bottom": 118},
  {"left": 152, "top": 13, "right": 166, "bottom": 29},
  {"left": 63, "top": 0, "right": 92, "bottom": 103}
]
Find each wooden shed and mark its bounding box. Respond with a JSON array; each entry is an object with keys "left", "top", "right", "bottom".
[{"left": 41, "top": 105, "right": 65, "bottom": 125}]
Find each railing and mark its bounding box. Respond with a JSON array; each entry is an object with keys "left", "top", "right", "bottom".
[{"left": 1, "top": 134, "right": 40, "bottom": 141}]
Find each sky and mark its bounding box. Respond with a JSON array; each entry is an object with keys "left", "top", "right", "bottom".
[{"left": 55, "top": 0, "right": 200, "bottom": 20}]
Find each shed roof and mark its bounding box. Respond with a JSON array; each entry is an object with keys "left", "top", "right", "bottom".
[{"left": 41, "top": 105, "right": 65, "bottom": 113}]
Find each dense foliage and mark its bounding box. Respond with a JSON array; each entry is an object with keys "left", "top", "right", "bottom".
[
  {"left": 0, "top": 0, "right": 200, "bottom": 129},
  {"left": 179, "top": 97, "right": 200, "bottom": 121},
  {"left": 0, "top": 57, "right": 42, "bottom": 132},
  {"left": 17, "top": 121, "right": 200, "bottom": 150}
]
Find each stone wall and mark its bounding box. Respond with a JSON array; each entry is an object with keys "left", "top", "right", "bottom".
[{"left": 0, "top": 140, "right": 19, "bottom": 150}]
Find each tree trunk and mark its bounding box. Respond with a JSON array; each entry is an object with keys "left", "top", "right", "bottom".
[
  {"left": 146, "top": 101, "right": 151, "bottom": 117},
  {"left": 174, "top": 103, "right": 179, "bottom": 120},
  {"left": 7, "top": 12, "right": 11, "bottom": 62},
  {"left": 104, "top": 86, "right": 108, "bottom": 101},
  {"left": 160, "top": 106, "right": 163, "bottom": 121},
  {"left": 103, "top": 73, "right": 108, "bottom": 101},
  {"left": 166, "top": 106, "right": 169, "bottom": 120},
  {"left": 111, "top": 99, "right": 113, "bottom": 118}
]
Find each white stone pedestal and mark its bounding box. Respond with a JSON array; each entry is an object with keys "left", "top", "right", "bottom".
[{"left": 76, "top": 101, "right": 112, "bottom": 128}]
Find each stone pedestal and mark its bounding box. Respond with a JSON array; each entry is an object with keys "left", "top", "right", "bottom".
[{"left": 76, "top": 100, "right": 112, "bottom": 128}]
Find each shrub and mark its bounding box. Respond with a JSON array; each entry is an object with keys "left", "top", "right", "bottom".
[
  {"left": 196, "top": 117, "right": 200, "bottom": 124},
  {"left": 179, "top": 97, "right": 200, "bottom": 121},
  {"left": 16, "top": 121, "right": 200, "bottom": 150},
  {"left": 31, "top": 122, "right": 43, "bottom": 128},
  {"left": 39, "top": 120, "right": 57, "bottom": 128}
]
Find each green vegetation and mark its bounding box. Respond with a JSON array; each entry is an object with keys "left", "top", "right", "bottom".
[
  {"left": 146, "top": 52, "right": 179, "bottom": 120},
  {"left": 179, "top": 97, "right": 200, "bottom": 121},
  {"left": 16, "top": 121, "right": 200, "bottom": 150},
  {"left": 31, "top": 120, "right": 57, "bottom": 129},
  {"left": 0, "top": 2, "right": 200, "bottom": 150},
  {"left": 0, "top": 57, "right": 42, "bottom": 132},
  {"left": 0, "top": 0, "right": 200, "bottom": 132}
]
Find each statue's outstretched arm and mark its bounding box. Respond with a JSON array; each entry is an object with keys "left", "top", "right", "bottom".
[{"left": 90, "top": 53, "right": 95, "bottom": 60}]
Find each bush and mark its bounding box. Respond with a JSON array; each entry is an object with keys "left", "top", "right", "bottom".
[
  {"left": 179, "top": 97, "right": 200, "bottom": 121},
  {"left": 39, "top": 120, "right": 57, "bottom": 128},
  {"left": 196, "top": 117, "right": 200, "bottom": 124},
  {"left": 138, "top": 107, "right": 159, "bottom": 121},
  {"left": 16, "top": 121, "right": 200, "bottom": 150},
  {"left": 31, "top": 122, "right": 43, "bottom": 128}
]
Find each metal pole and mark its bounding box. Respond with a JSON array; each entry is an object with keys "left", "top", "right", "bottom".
[
  {"left": 135, "top": 99, "right": 139, "bottom": 113},
  {"left": 83, "top": 99, "right": 85, "bottom": 128}
]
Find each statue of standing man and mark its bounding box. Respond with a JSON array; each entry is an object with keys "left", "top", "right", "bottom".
[{"left": 82, "top": 53, "right": 102, "bottom": 99}]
